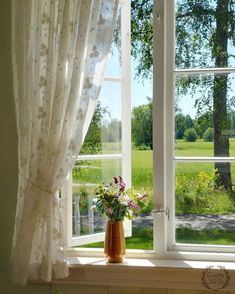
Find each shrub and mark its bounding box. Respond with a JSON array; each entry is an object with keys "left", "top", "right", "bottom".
[
  {"left": 203, "top": 127, "right": 214, "bottom": 142},
  {"left": 184, "top": 128, "right": 197, "bottom": 142},
  {"left": 136, "top": 144, "right": 151, "bottom": 150}
]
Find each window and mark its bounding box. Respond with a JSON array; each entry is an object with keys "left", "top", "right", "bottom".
[
  {"left": 63, "top": 0, "right": 131, "bottom": 247},
  {"left": 155, "top": 0, "right": 235, "bottom": 259},
  {"left": 63, "top": 0, "right": 235, "bottom": 260}
]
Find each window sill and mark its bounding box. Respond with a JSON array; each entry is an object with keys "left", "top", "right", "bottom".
[{"left": 51, "top": 250, "right": 235, "bottom": 291}]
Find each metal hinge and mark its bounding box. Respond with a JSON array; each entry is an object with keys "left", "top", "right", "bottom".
[{"left": 152, "top": 208, "right": 170, "bottom": 221}]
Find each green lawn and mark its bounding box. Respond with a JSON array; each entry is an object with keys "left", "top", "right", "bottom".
[{"left": 80, "top": 227, "right": 235, "bottom": 249}]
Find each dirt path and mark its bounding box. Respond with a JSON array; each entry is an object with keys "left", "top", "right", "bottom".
[{"left": 133, "top": 214, "right": 235, "bottom": 230}]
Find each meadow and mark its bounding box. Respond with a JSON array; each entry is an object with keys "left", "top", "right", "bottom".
[{"left": 74, "top": 139, "right": 235, "bottom": 249}]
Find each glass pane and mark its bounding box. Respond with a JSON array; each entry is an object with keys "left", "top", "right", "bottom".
[
  {"left": 105, "top": 45, "right": 121, "bottom": 77},
  {"left": 72, "top": 158, "right": 121, "bottom": 238},
  {"left": 128, "top": 150, "right": 153, "bottom": 250},
  {"left": 105, "top": 6, "right": 121, "bottom": 76},
  {"left": 175, "top": 162, "right": 235, "bottom": 245},
  {"left": 80, "top": 81, "right": 122, "bottom": 155},
  {"left": 175, "top": 73, "right": 235, "bottom": 157},
  {"left": 72, "top": 185, "right": 105, "bottom": 237},
  {"left": 175, "top": 0, "right": 235, "bottom": 69}
]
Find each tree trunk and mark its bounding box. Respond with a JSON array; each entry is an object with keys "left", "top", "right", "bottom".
[{"left": 213, "top": 0, "right": 232, "bottom": 191}]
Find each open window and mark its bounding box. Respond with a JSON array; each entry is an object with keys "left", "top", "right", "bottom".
[
  {"left": 63, "top": 0, "right": 235, "bottom": 260},
  {"left": 63, "top": 0, "right": 131, "bottom": 247}
]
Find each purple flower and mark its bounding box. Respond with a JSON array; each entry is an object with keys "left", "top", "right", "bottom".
[
  {"left": 113, "top": 176, "right": 118, "bottom": 184},
  {"left": 113, "top": 176, "right": 126, "bottom": 192},
  {"left": 127, "top": 199, "right": 140, "bottom": 211}
]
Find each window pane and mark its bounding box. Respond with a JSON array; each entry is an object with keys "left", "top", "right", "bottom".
[
  {"left": 105, "top": 6, "right": 121, "bottom": 76},
  {"left": 128, "top": 149, "right": 153, "bottom": 250},
  {"left": 72, "top": 158, "right": 121, "bottom": 238},
  {"left": 175, "top": 73, "right": 235, "bottom": 157},
  {"left": 175, "top": 162, "right": 235, "bottom": 245},
  {"left": 105, "top": 45, "right": 121, "bottom": 77},
  {"left": 72, "top": 184, "right": 105, "bottom": 237},
  {"left": 80, "top": 81, "right": 122, "bottom": 155},
  {"left": 175, "top": 0, "right": 235, "bottom": 69}
]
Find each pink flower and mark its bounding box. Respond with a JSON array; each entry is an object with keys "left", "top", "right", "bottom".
[{"left": 106, "top": 207, "right": 113, "bottom": 215}]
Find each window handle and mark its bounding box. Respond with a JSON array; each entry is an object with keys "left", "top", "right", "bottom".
[
  {"left": 152, "top": 208, "right": 170, "bottom": 221},
  {"left": 156, "top": 13, "right": 161, "bottom": 24}
]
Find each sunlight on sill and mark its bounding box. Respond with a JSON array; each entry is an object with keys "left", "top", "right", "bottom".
[{"left": 67, "top": 255, "right": 235, "bottom": 270}]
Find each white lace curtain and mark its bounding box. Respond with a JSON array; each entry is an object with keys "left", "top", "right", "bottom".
[{"left": 11, "top": 0, "right": 118, "bottom": 285}]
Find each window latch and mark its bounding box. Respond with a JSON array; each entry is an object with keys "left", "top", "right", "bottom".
[{"left": 152, "top": 208, "right": 170, "bottom": 221}]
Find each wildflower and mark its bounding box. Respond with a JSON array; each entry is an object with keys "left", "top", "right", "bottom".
[{"left": 95, "top": 177, "right": 147, "bottom": 222}]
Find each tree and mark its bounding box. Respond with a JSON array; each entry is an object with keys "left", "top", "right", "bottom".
[
  {"left": 131, "top": 0, "right": 235, "bottom": 191},
  {"left": 132, "top": 98, "right": 152, "bottom": 149},
  {"left": 175, "top": 113, "right": 195, "bottom": 139},
  {"left": 80, "top": 102, "right": 107, "bottom": 154},
  {"left": 195, "top": 111, "right": 213, "bottom": 138},
  {"left": 203, "top": 127, "right": 214, "bottom": 142},
  {"left": 175, "top": 113, "right": 186, "bottom": 139},
  {"left": 103, "top": 119, "right": 122, "bottom": 143},
  {"left": 184, "top": 128, "right": 197, "bottom": 142}
]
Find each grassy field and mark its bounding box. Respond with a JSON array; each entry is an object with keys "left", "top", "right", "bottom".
[
  {"left": 81, "top": 227, "right": 235, "bottom": 249},
  {"left": 74, "top": 139, "right": 235, "bottom": 249}
]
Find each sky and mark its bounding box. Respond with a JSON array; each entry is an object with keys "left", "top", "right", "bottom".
[{"left": 102, "top": 50, "right": 197, "bottom": 120}]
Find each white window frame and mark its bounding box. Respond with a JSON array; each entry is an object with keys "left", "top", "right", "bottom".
[
  {"left": 154, "top": 0, "right": 235, "bottom": 260},
  {"left": 63, "top": 0, "right": 131, "bottom": 248},
  {"left": 63, "top": 0, "right": 235, "bottom": 262}
]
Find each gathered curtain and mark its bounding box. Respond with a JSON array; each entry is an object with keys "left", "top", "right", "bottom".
[{"left": 11, "top": 0, "right": 118, "bottom": 285}]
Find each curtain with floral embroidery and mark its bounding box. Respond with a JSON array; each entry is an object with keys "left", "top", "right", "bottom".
[{"left": 11, "top": 0, "right": 118, "bottom": 285}]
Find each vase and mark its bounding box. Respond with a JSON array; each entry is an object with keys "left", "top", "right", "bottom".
[{"left": 104, "top": 221, "right": 126, "bottom": 263}]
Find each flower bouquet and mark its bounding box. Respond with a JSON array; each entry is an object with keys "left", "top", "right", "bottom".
[{"left": 95, "top": 176, "right": 147, "bottom": 262}]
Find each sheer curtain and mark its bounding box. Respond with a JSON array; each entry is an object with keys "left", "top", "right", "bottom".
[{"left": 11, "top": 0, "right": 118, "bottom": 285}]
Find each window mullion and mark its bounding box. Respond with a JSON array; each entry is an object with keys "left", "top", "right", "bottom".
[
  {"left": 153, "top": 0, "right": 175, "bottom": 255},
  {"left": 164, "top": 0, "right": 175, "bottom": 253},
  {"left": 175, "top": 157, "right": 235, "bottom": 163},
  {"left": 121, "top": 0, "right": 131, "bottom": 189}
]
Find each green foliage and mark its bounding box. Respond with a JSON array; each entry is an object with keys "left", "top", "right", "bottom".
[
  {"left": 195, "top": 111, "right": 213, "bottom": 138},
  {"left": 203, "top": 127, "right": 214, "bottom": 142},
  {"left": 175, "top": 113, "right": 186, "bottom": 139},
  {"left": 80, "top": 102, "right": 107, "bottom": 155},
  {"left": 132, "top": 97, "right": 152, "bottom": 149},
  {"left": 175, "top": 169, "right": 235, "bottom": 214},
  {"left": 184, "top": 128, "right": 197, "bottom": 142},
  {"left": 175, "top": 113, "right": 195, "bottom": 139},
  {"left": 131, "top": 0, "right": 153, "bottom": 79}
]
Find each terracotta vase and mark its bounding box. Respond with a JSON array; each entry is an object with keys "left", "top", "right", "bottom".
[{"left": 104, "top": 221, "right": 126, "bottom": 263}]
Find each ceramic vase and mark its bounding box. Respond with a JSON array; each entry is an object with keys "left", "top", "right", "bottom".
[{"left": 104, "top": 221, "right": 125, "bottom": 263}]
